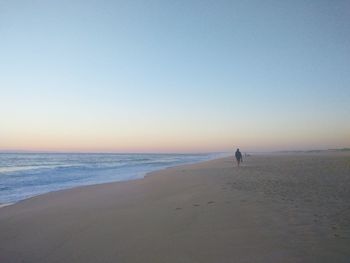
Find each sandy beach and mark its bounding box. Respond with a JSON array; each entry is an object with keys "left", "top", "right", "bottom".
[{"left": 0, "top": 153, "right": 349, "bottom": 263}]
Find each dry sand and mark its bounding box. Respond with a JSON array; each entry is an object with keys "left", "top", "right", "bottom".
[{"left": 0, "top": 153, "right": 349, "bottom": 263}]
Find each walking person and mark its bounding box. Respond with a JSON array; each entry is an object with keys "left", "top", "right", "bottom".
[{"left": 235, "top": 148, "right": 243, "bottom": 167}]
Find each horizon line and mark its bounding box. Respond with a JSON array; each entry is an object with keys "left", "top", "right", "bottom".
[{"left": 0, "top": 148, "right": 349, "bottom": 155}]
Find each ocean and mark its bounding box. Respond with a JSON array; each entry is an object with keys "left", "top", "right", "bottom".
[{"left": 0, "top": 152, "right": 223, "bottom": 204}]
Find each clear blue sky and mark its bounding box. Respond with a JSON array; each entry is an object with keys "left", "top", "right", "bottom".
[{"left": 1, "top": 0, "right": 349, "bottom": 152}]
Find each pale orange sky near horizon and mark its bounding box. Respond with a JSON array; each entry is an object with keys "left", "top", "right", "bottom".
[{"left": 1, "top": 115, "right": 348, "bottom": 153}]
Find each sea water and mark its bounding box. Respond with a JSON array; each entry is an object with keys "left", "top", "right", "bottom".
[{"left": 0, "top": 153, "right": 223, "bottom": 204}]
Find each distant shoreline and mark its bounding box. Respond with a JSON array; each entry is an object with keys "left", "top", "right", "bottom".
[{"left": 274, "top": 148, "right": 350, "bottom": 153}]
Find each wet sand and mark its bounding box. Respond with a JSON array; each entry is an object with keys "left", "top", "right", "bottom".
[{"left": 0, "top": 153, "right": 349, "bottom": 262}]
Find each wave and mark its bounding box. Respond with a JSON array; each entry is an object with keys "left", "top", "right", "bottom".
[{"left": 0, "top": 153, "right": 224, "bottom": 204}]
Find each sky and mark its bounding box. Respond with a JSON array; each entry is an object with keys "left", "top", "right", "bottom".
[{"left": 0, "top": 0, "right": 349, "bottom": 153}]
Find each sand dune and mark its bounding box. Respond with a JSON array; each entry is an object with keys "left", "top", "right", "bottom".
[{"left": 0, "top": 153, "right": 349, "bottom": 262}]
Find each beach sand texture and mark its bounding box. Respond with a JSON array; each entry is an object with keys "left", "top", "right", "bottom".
[{"left": 0, "top": 153, "right": 349, "bottom": 263}]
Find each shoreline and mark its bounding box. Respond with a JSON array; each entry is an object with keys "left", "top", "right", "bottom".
[
  {"left": 0, "top": 203, "right": 13, "bottom": 208},
  {"left": 2, "top": 150, "right": 347, "bottom": 208},
  {"left": 0, "top": 154, "right": 228, "bottom": 208},
  {"left": 1, "top": 152, "right": 349, "bottom": 262}
]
